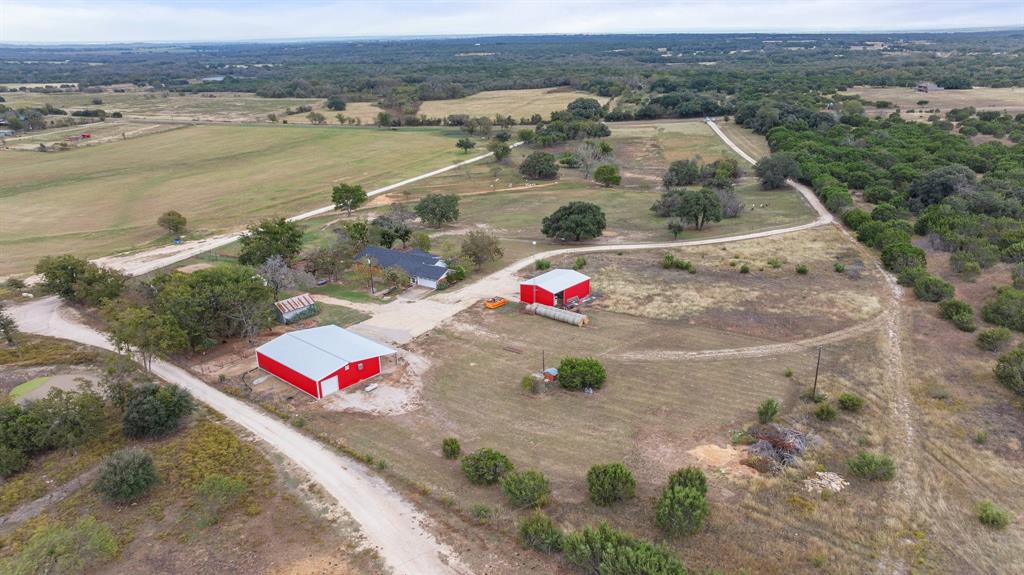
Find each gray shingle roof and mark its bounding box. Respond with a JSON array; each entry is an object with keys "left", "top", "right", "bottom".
[{"left": 355, "top": 246, "right": 449, "bottom": 281}]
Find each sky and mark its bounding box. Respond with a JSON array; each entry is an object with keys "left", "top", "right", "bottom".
[{"left": 1, "top": 0, "right": 1022, "bottom": 44}]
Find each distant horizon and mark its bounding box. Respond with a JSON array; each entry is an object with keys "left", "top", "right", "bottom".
[
  {"left": 2, "top": 0, "right": 1022, "bottom": 44},
  {"left": 2, "top": 26, "right": 1024, "bottom": 48}
]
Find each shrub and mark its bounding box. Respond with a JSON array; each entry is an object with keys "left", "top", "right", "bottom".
[
  {"left": 994, "top": 345, "right": 1024, "bottom": 395},
  {"left": 662, "top": 254, "right": 694, "bottom": 272},
  {"left": 667, "top": 467, "right": 707, "bottom": 495},
  {"left": 470, "top": 504, "right": 493, "bottom": 524},
  {"left": 442, "top": 437, "right": 461, "bottom": 460},
  {"left": 558, "top": 357, "right": 607, "bottom": 391},
  {"left": 739, "top": 264, "right": 750, "bottom": 274},
  {"left": 1012, "top": 263, "right": 1024, "bottom": 289},
  {"left": 981, "top": 288, "right": 1024, "bottom": 332},
  {"left": 0, "top": 445, "right": 28, "bottom": 478},
  {"left": 461, "top": 448, "right": 513, "bottom": 485},
  {"left": 795, "top": 264, "right": 809, "bottom": 275},
  {"left": 195, "top": 473, "right": 248, "bottom": 527},
  {"left": 976, "top": 327, "right": 1013, "bottom": 352},
  {"left": 834, "top": 262, "right": 845, "bottom": 273},
  {"left": 881, "top": 242, "right": 927, "bottom": 273},
  {"left": 563, "top": 523, "right": 686, "bottom": 575},
  {"left": 846, "top": 451, "right": 896, "bottom": 481},
  {"left": 939, "top": 298, "right": 976, "bottom": 332},
  {"left": 573, "top": 256, "right": 587, "bottom": 270},
  {"left": 517, "top": 511, "right": 563, "bottom": 552},
  {"left": 656, "top": 485, "right": 708, "bottom": 536},
  {"left": 757, "top": 398, "right": 779, "bottom": 424},
  {"left": 815, "top": 402, "right": 838, "bottom": 421},
  {"left": 519, "top": 151, "right": 559, "bottom": 179},
  {"left": 913, "top": 274, "right": 955, "bottom": 302},
  {"left": 837, "top": 393, "right": 865, "bottom": 412},
  {"left": 767, "top": 257, "right": 783, "bottom": 269},
  {"left": 0, "top": 516, "right": 119, "bottom": 575},
  {"left": 95, "top": 448, "right": 159, "bottom": 503},
  {"left": 501, "top": 470, "right": 551, "bottom": 508},
  {"left": 586, "top": 463, "right": 636, "bottom": 506},
  {"left": 841, "top": 208, "right": 871, "bottom": 230},
  {"left": 977, "top": 501, "right": 1011, "bottom": 529},
  {"left": 784, "top": 368, "right": 794, "bottom": 378},
  {"left": 535, "top": 259, "right": 551, "bottom": 270},
  {"left": 122, "top": 382, "right": 195, "bottom": 439}
]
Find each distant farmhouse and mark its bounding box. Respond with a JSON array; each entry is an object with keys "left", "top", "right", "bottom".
[
  {"left": 915, "top": 82, "right": 944, "bottom": 93},
  {"left": 355, "top": 246, "right": 450, "bottom": 290}
]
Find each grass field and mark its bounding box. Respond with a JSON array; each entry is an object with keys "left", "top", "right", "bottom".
[
  {"left": 417, "top": 88, "right": 609, "bottom": 119},
  {"left": 446, "top": 177, "right": 814, "bottom": 243},
  {"left": 848, "top": 86, "right": 1024, "bottom": 113},
  {"left": 2, "top": 120, "right": 182, "bottom": 150},
  {"left": 717, "top": 120, "right": 771, "bottom": 160},
  {"left": 0, "top": 124, "right": 466, "bottom": 275},
  {"left": 606, "top": 119, "right": 747, "bottom": 184},
  {"left": 0, "top": 90, "right": 325, "bottom": 122}
]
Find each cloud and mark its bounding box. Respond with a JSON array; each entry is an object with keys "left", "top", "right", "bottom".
[{"left": 1, "top": 0, "right": 1021, "bottom": 43}]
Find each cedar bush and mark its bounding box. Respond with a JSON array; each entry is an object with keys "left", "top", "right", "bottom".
[
  {"left": 981, "top": 288, "right": 1024, "bottom": 332},
  {"left": 563, "top": 523, "right": 686, "bottom": 575},
  {"left": 994, "top": 344, "right": 1024, "bottom": 395},
  {"left": 846, "top": 450, "right": 896, "bottom": 481},
  {"left": 837, "top": 392, "right": 865, "bottom": 412},
  {"left": 976, "top": 327, "right": 1013, "bottom": 352},
  {"left": 95, "top": 449, "right": 159, "bottom": 503},
  {"left": 122, "top": 382, "right": 194, "bottom": 439},
  {"left": 913, "top": 274, "right": 955, "bottom": 302},
  {"left": 795, "top": 264, "right": 809, "bottom": 275},
  {"left": 558, "top": 357, "right": 607, "bottom": 391},
  {"left": 461, "top": 448, "right": 513, "bottom": 485},
  {"left": 517, "top": 511, "right": 563, "bottom": 552},
  {"left": 881, "top": 242, "right": 927, "bottom": 273},
  {"left": 586, "top": 463, "right": 636, "bottom": 506},
  {"left": 656, "top": 485, "right": 708, "bottom": 536},
  {"left": 500, "top": 470, "right": 551, "bottom": 508},
  {"left": 757, "top": 398, "right": 779, "bottom": 424},
  {"left": 667, "top": 467, "right": 707, "bottom": 496},
  {"left": 1012, "top": 263, "right": 1024, "bottom": 289},
  {"left": 0, "top": 445, "right": 28, "bottom": 478},
  {"left": 442, "top": 437, "right": 461, "bottom": 460},
  {"left": 938, "top": 298, "right": 976, "bottom": 332}
]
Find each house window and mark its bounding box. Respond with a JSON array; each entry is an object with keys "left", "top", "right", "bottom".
[{"left": 357, "top": 363, "right": 364, "bottom": 370}]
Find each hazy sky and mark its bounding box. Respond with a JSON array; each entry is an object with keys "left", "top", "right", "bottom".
[{"left": 2, "top": 0, "right": 1022, "bottom": 43}]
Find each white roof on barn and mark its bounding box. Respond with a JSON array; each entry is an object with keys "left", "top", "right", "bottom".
[
  {"left": 521, "top": 268, "right": 590, "bottom": 293},
  {"left": 256, "top": 325, "right": 396, "bottom": 381}
]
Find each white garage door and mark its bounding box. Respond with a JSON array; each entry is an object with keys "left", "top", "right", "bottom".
[{"left": 320, "top": 376, "right": 340, "bottom": 398}]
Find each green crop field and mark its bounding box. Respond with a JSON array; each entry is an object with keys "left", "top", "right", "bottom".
[{"left": 0, "top": 124, "right": 466, "bottom": 275}]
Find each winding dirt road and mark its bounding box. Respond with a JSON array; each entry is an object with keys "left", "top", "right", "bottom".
[
  {"left": 8, "top": 296, "right": 465, "bottom": 575},
  {"left": 9, "top": 121, "right": 856, "bottom": 575}
]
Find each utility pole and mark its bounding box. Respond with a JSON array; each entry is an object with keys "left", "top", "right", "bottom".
[
  {"left": 542, "top": 349, "right": 545, "bottom": 373},
  {"left": 532, "top": 241, "right": 538, "bottom": 304},
  {"left": 366, "top": 257, "right": 375, "bottom": 294},
  {"left": 812, "top": 345, "right": 822, "bottom": 399}
]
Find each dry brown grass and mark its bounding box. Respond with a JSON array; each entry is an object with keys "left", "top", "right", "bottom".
[
  {"left": 717, "top": 120, "right": 771, "bottom": 159},
  {"left": 848, "top": 86, "right": 1024, "bottom": 113},
  {"left": 417, "top": 88, "right": 609, "bottom": 119}
]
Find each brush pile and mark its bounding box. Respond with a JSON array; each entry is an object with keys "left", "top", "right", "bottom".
[{"left": 743, "top": 424, "right": 811, "bottom": 474}]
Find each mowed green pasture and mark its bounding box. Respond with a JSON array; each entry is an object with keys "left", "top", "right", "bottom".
[
  {"left": 0, "top": 125, "right": 465, "bottom": 275},
  {"left": 449, "top": 178, "right": 815, "bottom": 242}
]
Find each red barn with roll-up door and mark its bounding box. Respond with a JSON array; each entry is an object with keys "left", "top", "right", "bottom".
[
  {"left": 520, "top": 268, "right": 590, "bottom": 307},
  {"left": 256, "top": 325, "right": 396, "bottom": 399}
]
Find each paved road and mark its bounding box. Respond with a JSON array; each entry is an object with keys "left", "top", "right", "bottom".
[{"left": 8, "top": 296, "right": 464, "bottom": 575}]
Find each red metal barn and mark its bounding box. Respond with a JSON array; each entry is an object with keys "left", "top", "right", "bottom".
[
  {"left": 255, "top": 325, "right": 396, "bottom": 399},
  {"left": 520, "top": 269, "right": 590, "bottom": 307}
]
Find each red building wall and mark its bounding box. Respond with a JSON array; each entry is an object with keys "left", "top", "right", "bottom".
[
  {"left": 320, "top": 355, "right": 382, "bottom": 392},
  {"left": 519, "top": 284, "right": 555, "bottom": 306},
  {"left": 257, "top": 352, "right": 320, "bottom": 399},
  {"left": 562, "top": 279, "right": 590, "bottom": 303}
]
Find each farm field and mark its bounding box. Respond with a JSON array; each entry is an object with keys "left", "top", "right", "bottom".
[
  {"left": 606, "top": 119, "right": 748, "bottom": 184},
  {"left": 0, "top": 90, "right": 326, "bottom": 122},
  {"left": 0, "top": 124, "right": 467, "bottom": 276},
  {"left": 848, "top": 85, "right": 1024, "bottom": 115},
  {"left": 417, "top": 88, "right": 609, "bottom": 119},
  {"left": 1, "top": 120, "right": 182, "bottom": 150}
]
